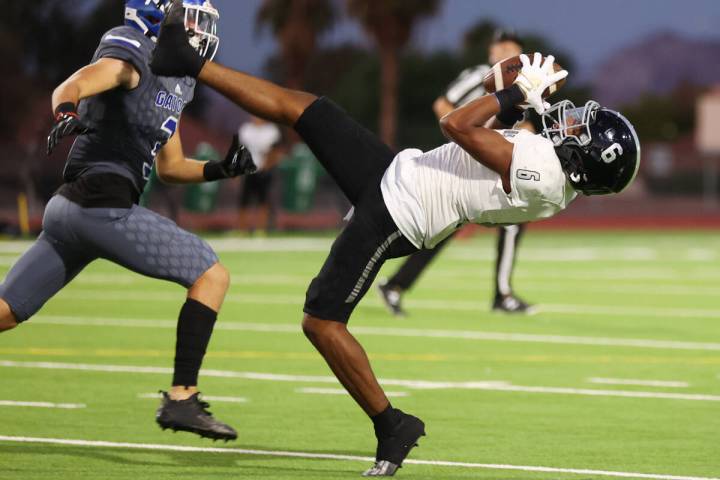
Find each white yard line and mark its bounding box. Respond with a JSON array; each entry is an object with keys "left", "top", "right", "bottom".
[
  {"left": 296, "top": 387, "right": 409, "bottom": 398},
  {"left": 435, "top": 282, "right": 720, "bottom": 297},
  {"left": 44, "top": 290, "right": 720, "bottom": 319},
  {"left": 65, "top": 272, "right": 720, "bottom": 297},
  {"left": 137, "top": 393, "right": 248, "bottom": 403},
  {"left": 588, "top": 378, "right": 690, "bottom": 388},
  {"left": 0, "top": 400, "right": 86, "bottom": 409},
  {"left": 32, "top": 315, "right": 720, "bottom": 352},
  {"left": 2, "top": 361, "right": 719, "bottom": 402},
  {"left": 0, "top": 435, "right": 716, "bottom": 480},
  {"left": 208, "top": 237, "right": 333, "bottom": 252}
]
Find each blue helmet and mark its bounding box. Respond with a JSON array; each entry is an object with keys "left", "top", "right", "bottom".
[
  {"left": 124, "top": 0, "right": 220, "bottom": 60},
  {"left": 125, "top": 0, "right": 168, "bottom": 38}
]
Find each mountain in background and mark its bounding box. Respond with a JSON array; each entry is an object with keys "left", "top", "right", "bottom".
[{"left": 590, "top": 31, "right": 720, "bottom": 107}]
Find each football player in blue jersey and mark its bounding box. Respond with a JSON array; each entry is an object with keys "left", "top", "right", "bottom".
[{"left": 0, "top": 0, "right": 256, "bottom": 441}]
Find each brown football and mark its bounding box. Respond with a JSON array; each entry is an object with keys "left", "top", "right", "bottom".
[{"left": 482, "top": 54, "right": 566, "bottom": 98}]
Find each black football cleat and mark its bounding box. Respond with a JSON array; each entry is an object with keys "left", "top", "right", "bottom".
[
  {"left": 492, "top": 294, "right": 536, "bottom": 314},
  {"left": 377, "top": 280, "right": 407, "bottom": 317},
  {"left": 156, "top": 391, "right": 237, "bottom": 441},
  {"left": 362, "top": 410, "right": 426, "bottom": 477}
]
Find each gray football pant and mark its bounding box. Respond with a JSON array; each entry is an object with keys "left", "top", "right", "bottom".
[{"left": 0, "top": 195, "right": 218, "bottom": 322}]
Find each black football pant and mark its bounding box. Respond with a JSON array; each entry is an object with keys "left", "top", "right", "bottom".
[{"left": 386, "top": 224, "right": 526, "bottom": 299}]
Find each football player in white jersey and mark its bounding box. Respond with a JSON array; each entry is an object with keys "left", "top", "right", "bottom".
[
  {"left": 150, "top": 2, "right": 641, "bottom": 475},
  {"left": 379, "top": 30, "right": 538, "bottom": 316}
]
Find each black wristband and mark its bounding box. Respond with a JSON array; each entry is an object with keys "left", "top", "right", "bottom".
[
  {"left": 203, "top": 161, "right": 227, "bottom": 182},
  {"left": 494, "top": 84, "right": 526, "bottom": 113},
  {"left": 55, "top": 102, "right": 77, "bottom": 116},
  {"left": 496, "top": 107, "right": 525, "bottom": 127}
]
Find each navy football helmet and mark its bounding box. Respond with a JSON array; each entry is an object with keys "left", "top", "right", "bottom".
[
  {"left": 541, "top": 100, "right": 641, "bottom": 196},
  {"left": 125, "top": 0, "right": 219, "bottom": 60}
]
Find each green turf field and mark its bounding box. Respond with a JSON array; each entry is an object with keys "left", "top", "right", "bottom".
[{"left": 1, "top": 230, "right": 718, "bottom": 480}]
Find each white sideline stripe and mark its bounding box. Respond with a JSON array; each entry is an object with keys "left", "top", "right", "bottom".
[
  {"left": 588, "top": 378, "right": 690, "bottom": 388},
  {"left": 0, "top": 400, "right": 86, "bottom": 409},
  {"left": 296, "top": 388, "right": 409, "bottom": 398},
  {"left": 0, "top": 436, "right": 716, "bottom": 480},
  {"left": 207, "top": 237, "right": 333, "bottom": 252},
  {"left": 3, "top": 361, "right": 720, "bottom": 402},
  {"left": 137, "top": 393, "right": 248, "bottom": 403},
  {"left": 33, "top": 315, "right": 720, "bottom": 352},
  {"left": 50, "top": 290, "right": 720, "bottom": 319},
  {"left": 427, "top": 281, "right": 720, "bottom": 297},
  {"left": 1, "top": 237, "right": 719, "bottom": 261},
  {"left": 53, "top": 273, "right": 720, "bottom": 297}
]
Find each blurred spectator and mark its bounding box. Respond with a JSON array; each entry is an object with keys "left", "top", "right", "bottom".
[{"left": 237, "top": 117, "right": 284, "bottom": 233}]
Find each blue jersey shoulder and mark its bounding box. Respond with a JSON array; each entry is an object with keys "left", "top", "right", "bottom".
[{"left": 97, "top": 26, "right": 154, "bottom": 59}]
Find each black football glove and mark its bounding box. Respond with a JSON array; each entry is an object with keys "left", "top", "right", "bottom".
[
  {"left": 47, "top": 103, "right": 92, "bottom": 155},
  {"left": 203, "top": 134, "right": 257, "bottom": 181},
  {"left": 150, "top": 0, "right": 206, "bottom": 78}
]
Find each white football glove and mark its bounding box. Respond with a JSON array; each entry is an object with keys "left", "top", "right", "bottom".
[{"left": 513, "top": 53, "right": 568, "bottom": 114}]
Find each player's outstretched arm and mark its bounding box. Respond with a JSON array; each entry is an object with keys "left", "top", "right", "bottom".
[
  {"left": 156, "top": 130, "right": 257, "bottom": 184},
  {"left": 150, "top": 0, "right": 315, "bottom": 126}
]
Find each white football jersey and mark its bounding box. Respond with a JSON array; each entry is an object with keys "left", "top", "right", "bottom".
[{"left": 380, "top": 130, "right": 578, "bottom": 249}]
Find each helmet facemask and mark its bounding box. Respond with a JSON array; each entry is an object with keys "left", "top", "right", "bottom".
[
  {"left": 125, "top": 0, "right": 219, "bottom": 61},
  {"left": 183, "top": 2, "right": 220, "bottom": 61},
  {"left": 541, "top": 100, "right": 601, "bottom": 148}
]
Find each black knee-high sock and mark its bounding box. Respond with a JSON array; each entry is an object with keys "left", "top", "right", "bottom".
[{"left": 172, "top": 299, "right": 217, "bottom": 387}]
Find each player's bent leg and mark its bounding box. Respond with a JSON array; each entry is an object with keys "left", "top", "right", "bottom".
[
  {"left": 294, "top": 98, "right": 397, "bottom": 206},
  {"left": 187, "top": 262, "right": 230, "bottom": 312},
  {"left": 0, "top": 201, "right": 95, "bottom": 331},
  {"left": 302, "top": 189, "right": 424, "bottom": 475},
  {"left": 302, "top": 314, "right": 389, "bottom": 415},
  {"left": 168, "top": 262, "right": 230, "bottom": 399},
  {"left": 301, "top": 314, "right": 426, "bottom": 477},
  {"left": 379, "top": 232, "right": 457, "bottom": 317},
  {"left": 75, "top": 205, "right": 237, "bottom": 441},
  {"left": 0, "top": 300, "right": 18, "bottom": 332},
  {"left": 156, "top": 262, "right": 236, "bottom": 441}
]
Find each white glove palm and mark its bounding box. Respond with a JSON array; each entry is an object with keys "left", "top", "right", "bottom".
[{"left": 513, "top": 53, "right": 568, "bottom": 114}]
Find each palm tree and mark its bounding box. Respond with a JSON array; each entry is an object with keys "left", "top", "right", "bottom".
[
  {"left": 256, "top": 0, "right": 337, "bottom": 90},
  {"left": 347, "top": 0, "right": 440, "bottom": 147}
]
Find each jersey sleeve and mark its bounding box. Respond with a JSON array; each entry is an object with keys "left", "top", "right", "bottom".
[
  {"left": 507, "top": 133, "right": 568, "bottom": 209},
  {"left": 93, "top": 27, "right": 148, "bottom": 76}
]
